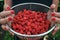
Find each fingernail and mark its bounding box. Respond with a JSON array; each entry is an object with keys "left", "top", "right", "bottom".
[
  {"left": 52, "top": 18, "right": 56, "bottom": 21},
  {"left": 4, "top": 27, "right": 6, "bottom": 30},
  {"left": 52, "top": 12, "right": 56, "bottom": 16},
  {"left": 8, "top": 17, "right": 13, "bottom": 21},
  {"left": 11, "top": 10, "right": 15, "bottom": 14},
  {"left": 6, "top": 6, "right": 11, "bottom": 10},
  {"left": 4, "top": 27, "right": 7, "bottom": 31}
]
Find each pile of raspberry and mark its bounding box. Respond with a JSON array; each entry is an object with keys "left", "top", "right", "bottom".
[{"left": 11, "top": 9, "right": 51, "bottom": 35}]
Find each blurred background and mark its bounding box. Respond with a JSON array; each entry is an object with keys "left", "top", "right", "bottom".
[{"left": 0, "top": 0, "right": 60, "bottom": 40}]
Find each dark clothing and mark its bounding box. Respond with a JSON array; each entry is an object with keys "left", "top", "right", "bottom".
[{"left": 12, "top": 0, "right": 52, "bottom": 6}]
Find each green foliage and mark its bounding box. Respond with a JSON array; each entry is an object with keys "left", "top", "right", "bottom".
[
  {"left": 54, "top": 29, "right": 60, "bottom": 40},
  {"left": 0, "top": 1, "right": 4, "bottom": 12},
  {"left": 4, "top": 32, "right": 14, "bottom": 40}
]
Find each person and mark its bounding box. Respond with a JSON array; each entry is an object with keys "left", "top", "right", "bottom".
[{"left": 0, "top": 0, "right": 59, "bottom": 40}]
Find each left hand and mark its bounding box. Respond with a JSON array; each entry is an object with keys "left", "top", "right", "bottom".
[{"left": 50, "top": 4, "right": 60, "bottom": 35}]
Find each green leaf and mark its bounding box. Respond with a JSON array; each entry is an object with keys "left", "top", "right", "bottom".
[
  {"left": 4, "top": 32, "right": 14, "bottom": 40},
  {"left": 0, "top": 0, "right": 3, "bottom": 1},
  {"left": 54, "top": 29, "right": 60, "bottom": 40}
]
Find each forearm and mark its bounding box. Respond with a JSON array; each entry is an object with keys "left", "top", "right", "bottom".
[
  {"left": 4, "top": 0, "right": 12, "bottom": 7},
  {"left": 53, "top": 0, "right": 59, "bottom": 11}
]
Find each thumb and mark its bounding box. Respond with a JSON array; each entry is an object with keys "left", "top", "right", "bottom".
[{"left": 4, "top": 4, "right": 11, "bottom": 11}]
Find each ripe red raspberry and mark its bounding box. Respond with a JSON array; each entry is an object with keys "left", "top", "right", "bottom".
[
  {"left": 11, "top": 9, "right": 51, "bottom": 35},
  {"left": 27, "top": 32, "right": 31, "bottom": 35},
  {"left": 19, "top": 30, "right": 24, "bottom": 34}
]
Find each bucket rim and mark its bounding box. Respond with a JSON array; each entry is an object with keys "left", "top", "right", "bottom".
[{"left": 8, "top": 3, "right": 55, "bottom": 37}]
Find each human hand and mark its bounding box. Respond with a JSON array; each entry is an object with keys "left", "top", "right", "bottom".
[
  {"left": 50, "top": 4, "right": 60, "bottom": 35},
  {"left": 0, "top": 4, "right": 15, "bottom": 35}
]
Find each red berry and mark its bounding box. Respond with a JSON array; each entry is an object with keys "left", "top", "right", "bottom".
[
  {"left": 19, "top": 30, "right": 24, "bottom": 34},
  {"left": 40, "top": 18, "right": 43, "bottom": 21},
  {"left": 27, "top": 32, "right": 31, "bottom": 35},
  {"left": 11, "top": 9, "right": 51, "bottom": 35}
]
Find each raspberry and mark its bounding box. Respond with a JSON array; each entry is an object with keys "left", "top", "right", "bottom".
[
  {"left": 11, "top": 9, "right": 51, "bottom": 35},
  {"left": 27, "top": 32, "right": 31, "bottom": 35}
]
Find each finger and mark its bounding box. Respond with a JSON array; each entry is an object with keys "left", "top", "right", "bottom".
[
  {"left": 4, "top": 4, "right": 11, "bottom": 11},
  {"left": 51, "top": 17, "right": 60, "bottom": 23},
  {"left": 1, "top": 24, "right": 14, "bottom": 36},
  {"left": 0, "top": 16, "right": 13, "bottom": 24},
  {"left": 9, "top": 31, "right": 14, "bottom": 36},
  {"left": 52, "top": 27, "right": 59, "bottom": 35},
  {"left": 52, "top": 12, "right": 60, "bottom": 17},
  {"left": 47, "top": 4, "right": 56, "bottom": 20},
  {"left": 50, "top": 4, "right": 56, "bottom": 9},
  {"left": 0, "top": 10, "right": 14, "bottom": 17},
  {"left": 1, "top": 25, "right": 9, "bottom": 31}
]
